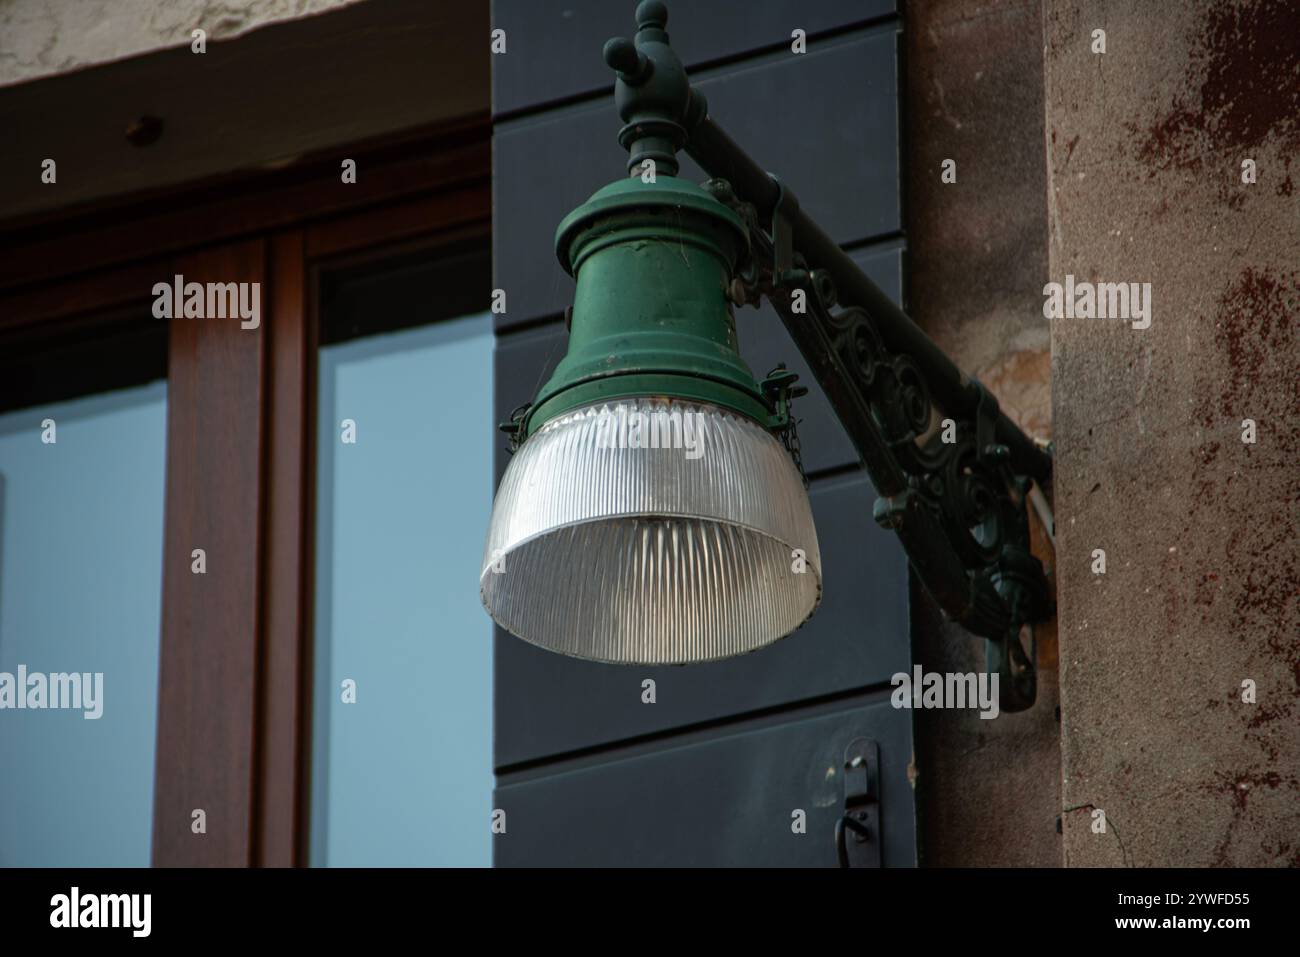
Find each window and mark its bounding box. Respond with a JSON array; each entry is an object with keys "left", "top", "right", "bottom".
[
  {"left": 0, "top": 125, "right": 491, "bottom": 867},
  {"left": 0, "top": 381, "right": 167, "bottom": 866},
  {"left": 309, "top": 247, "right": 493, "bottom": 866}
]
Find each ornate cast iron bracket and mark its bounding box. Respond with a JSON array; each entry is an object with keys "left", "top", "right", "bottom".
[{"left": 606, "top": 1, "right": 1054, "bottom": 711}]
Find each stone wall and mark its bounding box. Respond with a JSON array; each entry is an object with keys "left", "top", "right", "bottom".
[
  {"left": 1046, "top": 0, "right": 1298, "bottom": 866},
  {"left": 906, "top": 0, "right": 1062, "bottom": 867}
]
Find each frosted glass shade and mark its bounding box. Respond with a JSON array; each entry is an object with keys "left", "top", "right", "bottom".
[{"left": 481, "top": 398, "right": 821, "bottom": 664}]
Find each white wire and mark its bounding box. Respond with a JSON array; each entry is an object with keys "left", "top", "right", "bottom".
[{"left": 1029, "top": 481, "right": 1055, "bottom": 550}]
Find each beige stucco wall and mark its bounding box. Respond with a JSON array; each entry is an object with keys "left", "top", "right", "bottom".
[
  {"left": 1047, "top": 0, "right": 1299, "bottom": 865},
  {"left": 0, "top": 0, "right": 360, "bottom": 86}
]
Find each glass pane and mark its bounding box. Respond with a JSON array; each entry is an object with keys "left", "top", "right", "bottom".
[
  {"left": 311, "top": 315, "right": 494, "bottom": 866},
  {"left": 0, "top": 382, "right": 168, "bottom": 866}
]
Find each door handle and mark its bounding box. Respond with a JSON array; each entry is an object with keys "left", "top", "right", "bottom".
[{"left": 834, "top": 737, "right": 881, "bottom": 867}]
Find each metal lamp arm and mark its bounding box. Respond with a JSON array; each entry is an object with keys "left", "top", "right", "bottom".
[{"left": 606, "top": 1, "right": 1053, "bottom": 710}]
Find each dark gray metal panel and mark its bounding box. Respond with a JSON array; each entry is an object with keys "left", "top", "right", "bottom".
[
  {"left": 493, "top": 468, "right": 909, "bottom": 767},
  {"left": 487, "top": 2, "right": 916, "bottom": 869},
  {"left": 493, "top": 25, "right": 902, "bottom": 330},
  {"left": 491, "top": 0, "right": 897, "bottom": 117},
  {"left": 494, "top": 698, "right": 916, "bottom": 866}
]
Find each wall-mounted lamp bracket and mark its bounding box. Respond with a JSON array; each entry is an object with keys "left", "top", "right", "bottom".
[{"left": 604, "top": 0, "right": 1054, "bottom": 710}]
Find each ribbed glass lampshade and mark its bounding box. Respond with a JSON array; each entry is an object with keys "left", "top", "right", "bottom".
[{"left": 481, "top": 397, "right": 821, "bottom": 664}]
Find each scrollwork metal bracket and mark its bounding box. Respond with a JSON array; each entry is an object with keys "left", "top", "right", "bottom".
[{"left": 710, "top": 175, "right": 1054, "bottom": 712}]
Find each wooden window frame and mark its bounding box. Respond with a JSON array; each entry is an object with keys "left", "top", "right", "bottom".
[{"left": 0, "top": 117, "right": 491, "bottom": 867}]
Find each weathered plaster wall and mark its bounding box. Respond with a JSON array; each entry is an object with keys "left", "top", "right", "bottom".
[
  {"left": 0, "top": 0, "right": 360, "bottom": 86},
  {"left": 905, "top": 0, "right": 1062, "bottom": 866},
  {"left": 1046, "top": 0, "right": 1299, "bottom": 866}
]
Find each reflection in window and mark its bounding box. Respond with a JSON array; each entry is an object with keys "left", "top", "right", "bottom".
[
  {"left": 0, "top": 382, "right": 168, "bottom": 866},
  {"left": 311, "top": 315, "right": 494, "bottom": 866}
]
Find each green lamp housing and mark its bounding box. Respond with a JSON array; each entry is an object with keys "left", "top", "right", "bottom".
[
  {"left": 481, "top": 174, "right": 822, "bottom": 665},
  {"left": 525, "top": 175, "right": 769, "bottom": 433}
]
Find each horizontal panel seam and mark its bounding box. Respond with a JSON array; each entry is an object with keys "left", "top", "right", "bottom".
[
  {"left": 494, "top": 682, "right": 902, "bottom": 779},
  {"left": 492, "top": 13, "right": 903, "bottom": 127}
]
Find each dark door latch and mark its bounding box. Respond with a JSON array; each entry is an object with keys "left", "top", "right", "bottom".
[{"left": 834, "top": 737, "right": 881, "bottom": 867}]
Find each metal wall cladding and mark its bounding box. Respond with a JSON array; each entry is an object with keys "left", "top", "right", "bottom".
[
  {"left": 493, "top": 24, "right": 903, "bottom": 331},
  {"left": 491, "top": 0, "right": 897, "bottom": 117},
  {"left": 490, "top": 0, "right": 913, "bottom": 866},
  {"left": 494, "top": 699, "right": 917, "bottom": 867}
]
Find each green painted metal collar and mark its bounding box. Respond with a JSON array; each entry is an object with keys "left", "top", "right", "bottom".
[{"left": 555, "top": 175, "right": 748, "bottom": 275}]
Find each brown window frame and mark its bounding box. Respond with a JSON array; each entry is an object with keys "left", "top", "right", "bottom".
[{"left": 0, "top": 117, "right": 490, "bottom": 867}]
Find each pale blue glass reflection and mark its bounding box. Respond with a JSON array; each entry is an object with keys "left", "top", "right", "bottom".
[
  {"left": 312, "top": 315, "right": 494, "bottom": 866},
  {"left": 0, "top": 382, "right": 167, "bottom": 866}
]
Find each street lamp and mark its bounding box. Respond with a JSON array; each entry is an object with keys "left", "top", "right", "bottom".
[{"left": 482, "top": 1, "right": 1053, "bottom": 709}]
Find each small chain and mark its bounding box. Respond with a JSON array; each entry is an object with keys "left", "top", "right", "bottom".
[{"left": 782, "top": 413, "right": 808, "bottom": 489}]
